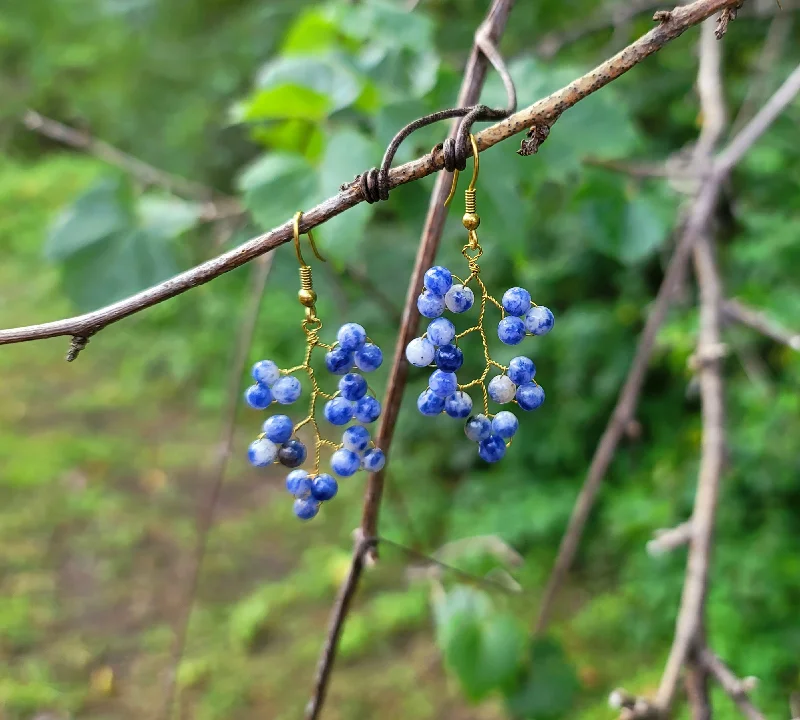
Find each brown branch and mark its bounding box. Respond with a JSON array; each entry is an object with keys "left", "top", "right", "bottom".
[
  {"left": 647, "top": 521, "right": 693, "bottom": 555},
  {"left": 699, "top": 649, "right": 765, "bottom": 720},
  {"left": 0, "top": 0, "right": 748, "bottom": 354},
  {"left": 303, "top": 1, "right": 516, "bottom": 716},
  {"left": 723, "top": 299, "right": 800, "bottom": 350}
]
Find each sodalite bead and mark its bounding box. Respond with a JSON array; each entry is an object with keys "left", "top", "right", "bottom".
[
  {"left": 423, "top": 266, "right": 453, "bottom": 296},
  {"left": 285, "top": 469, "right": 311, "bottom": 498},
  {"left": 478, "top": 435, "right": 506, "bottom": 463},
  {"left": 435, "top": 344, "right": 463, "bottom": 373},
  {"left": 324, "top": 397, "right": 354, "bottom": 426},
  {"left": 498, "top": 316, "right": 526, "bottom": 345},
  {"left": 278, "top": 439, "right": 307, "bottom": 468},
  {"left": 418, "top": 389, "right": 445, "bottom": 416},
  {"left": 272, "top": 376, "right": 302, "bottom": 404},
  {"left": 343, "top": 425, "right": 370, "bottom": 453},
  {"left": 339, "top": 372, "right": 368, "bottom": 401},
  {"left": 444, "top": 391, "right": 472, "bottom": 418},
  {"left": 326, "top": 347, "right": 354, "bottom": 375},
  {"left": 362, "top": 448, "right": 386, "bottom": 472},
  {"left": 293, "top": 497, "right": 320, "bottom": 520},
  {"left": 508, "top": 356, "right": 536, "bottom": 386},
  {"left": 427, "top": 318, "right": 456, "bottom": 346},
  {"left": 263, "top": 414, "right": 294, "bottom": 444},
  {"left": 524, "top": 306, "right": 555, "bottom": 335},
  {"left": 337, "top": 323, "right": 367, "bottom": 352},
  {"left": 311, "top": 473, "right": 338, "bottom": 501},
  {"left": 464, "top": 414, "right": 492, "bottom": 442},
  {"left": 417, "top": 292, "right": 445, "bottom": 318},
  {"left": 252, "top": 360, "right": 280, "bottom": 386},
  {"left": 488, "top": 375, "right": 516, "bottom": 404},
  {"left": 429, "top": 370, "right": 458, "bottom": 398},
  {"left": 244, "top": 384, "right": 272, "bottom": 410},
  {"left": 355, "top": 343, "right": 382, "bottom": 372},
  {"left": 516, "top": 382, "right": 545, "bottom": 411},
  {"left": 331, "top": 448, "right": 361, "bottom": 477},
  {"left": 406, "top": 337, "right": 435, "bottom": 367},
  {"left": 355, "top": 395, "right": 381, "bottom": 423},
  {"left": 492, "top": 411, "right": 519, "bottom": 439},
  {"left": 502, "top": 287, "right": 532, "bottom": 317},
  {"left": 248, "top": 438, "right": 278, "bottom": 467},
  {"left": 445, "top": 284, "right": 474, "bottom": 313}
]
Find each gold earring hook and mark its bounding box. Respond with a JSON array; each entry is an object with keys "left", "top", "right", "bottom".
[
  {"left": 444, "top": 134, "right": 480, "bottom": 207},
  {"left": 293, "top": 211, "right": 326, "bottom": 268}
]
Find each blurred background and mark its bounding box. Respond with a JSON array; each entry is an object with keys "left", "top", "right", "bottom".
[{"left": 1, "top": 1, "right": 799, "bottom": 718}]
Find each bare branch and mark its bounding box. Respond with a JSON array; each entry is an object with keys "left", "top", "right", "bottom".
[
  {"left": 723, "top": 299, "right": 800, "bottom": 350},
  {"left": 700, "top": 649, "right": 765, "bottom": 720},
  {"left": 647, "top": 521, "right": 693, "bottom": 555},
  {"left": 0, "top": 0, "right": 749, "bottom": 353}
]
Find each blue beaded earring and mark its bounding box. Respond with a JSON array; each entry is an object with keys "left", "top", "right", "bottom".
[
  {"left": 406, "top": 135, "right": 555, "bottom": 464},
  {"left": 244, "top": 212, "right": 385, "bottom": 520}
]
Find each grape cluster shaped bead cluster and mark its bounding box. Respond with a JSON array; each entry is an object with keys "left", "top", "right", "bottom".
[
  {"left": 244, "top": 323, "right": 386, "bottom": 521},
  {"left": 406, "top": 265, "right": 554, "bottom": 464}
]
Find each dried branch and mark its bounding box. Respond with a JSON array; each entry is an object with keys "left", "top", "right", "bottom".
[
  {"left": 699, "top": 649, "right": 764, "bottom": 720},
  {"left": 647, "top": 521, "right": 693, "bottom": 555},
  {"left": 0, "top": 0, "right": 749, "bottom": 353},
  {"left": 723, "top": 299, "right": 800, "bottom": 350}
]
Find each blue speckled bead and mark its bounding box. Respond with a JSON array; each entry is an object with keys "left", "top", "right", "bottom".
[
  {"left": 248, "top": 438, "right": 278, "bottom": 466},
  {"left": 435, "top": 344, "right": 463, "bottom": 373},
  {"left": 524, "top": 306, "right": 555, "bottom": 335},
  {"left": 272, "top": 376, "right": 302, "bottom": 405},
  {"left": 324, "top": 397, "right": 354, "bottom": 426},
  {"left": 478, "top": 435, "right": 506, "bottom": 463},
  {"left": 445, "top": 284, "right": 475, "bottom": 313},
  {"left": 278, "top": 439, "right": 307, "bottom": 468},
  {"left": 508, "top": 356, "right": 536, "bottom": 386},
  {"left": 252, "top": 360, "right": 280, "bottom": 387},
  {"left": 285, "top": 469, "right": 311, "bottom": 498},
  {"left": 342, "top": 425, "right": 370, "bottom": 453},
  {"left": 488, "top": 375, "right": 516, "bottom": 404},
  {"left": 444, "top": 391, "right": 473, "bottom": 418},
  {"left": 293, "top": 497, "right": 320, "bottom": 521},
  {"left": 464, "top": 414, "right": 492, "bottom": 442},
  {"left": 492, "top": 411, "right": 519, "bottom": 439},
  {"left": 362, "top": 448, "right": 386, "bottom": 472},
  {"left": 406, "top": 337, "right": 436, "bottom": 367},
  {"left": 337, "top": 323, "right": 367, "bottom": 352},
  {"left": 502, "top": 287, "right": 532, "bottom": 317},
  {"left": 331, "top": 448, "right": 361, "bottom": 477},
  {"left": 417, "top": 389, "right": 445, "bottom": 416},
  {"left": 355, "top": 395, "right": 381, "bottom": 423},
  {"left": 263, "top": 414, "right": 294, "bottom": 444},
  {"left": 244, "top": 383, "right": 272, "bottom": 410},
  {"left": 417, "top": 292, "right": 446, "bottom": 318},
  {"left": 516, "top": 382, "right": 545, "bottom": 411},
  {"left": 423, "top": 266, "right": 453, "bottom": 296},
  {"left": 429, "top": 369, "right": 458, "bottom": 398},
  {"left": 339, "top": 372, "right": 368, "bottom": 401},
  {"left": 498, "top": 316, "right": 526, "bottom": 345},
  {"left": 311, "top": 473, "right": 338, "bottom": 501},
  {"left": 325, "top": 347, "right": 354, "bottom": 375},
  {"left": 355, "top": 343, "right": 382, "bottom": 372},
  {"left": 427, "top": 318, "right": 456, "bottom": 347}
]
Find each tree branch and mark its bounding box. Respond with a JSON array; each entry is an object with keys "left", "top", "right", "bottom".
[
  {"left": 647, "top": 521, "right": 693, "bottom": 555},
  {"left": 0, "top": 0, "right": 748, "bottom": 354},
  {"left": 723, "top": 298, "right": 800, "bottom": 350},
  {"left": 699, "top": 649, "right": 764, "bottom": 720}
]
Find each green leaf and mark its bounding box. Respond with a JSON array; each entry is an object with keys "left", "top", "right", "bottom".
[
  {"left": 504, "top": 637, "right": 580, "bottom": 719},
  {"left": 44, "top": 177, "right": 130, "bottom": 261},
  {"left": 138, "top": 196, "right": 202, "bottom": 241},
  {"left": 281, "top": 9, "right": 340, "bottom": 55},
  {"left": 236, "top": 84, "right": 331, "bottom": 123}
]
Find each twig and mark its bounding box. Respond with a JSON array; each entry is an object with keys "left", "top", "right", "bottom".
[
  {"left": 160, "top": 252, "right": 275, "bottom": 720},
  {"left": 304, "top": 1, "right": 517, "bottom": 716},
  {"left": 647, "top": 521, "right": 693, "bottom": 555},
  {"left": 699, "top": 649, "right": 765, "bottom": 720},
  {"left": 723, "top": 299, "right": 800, "bottom": 350},
  {"left": 0, "top": 0, "right": 749, "bottom": 353}
]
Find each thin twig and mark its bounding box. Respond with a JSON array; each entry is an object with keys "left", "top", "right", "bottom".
[
  {"left": 723, "top": 299, "right": 800, "bottom": 350},
  {"left": 0, "top": 0, "right": 749, "bottom": 353},
  {"left": 647, "top": 521, "right": 693, "bottom": 555},
  {"left": 160, "top": 252, "right": 275, "bottom": 720},
  {"left": 700, "top": 649, "right": 765, "bottom": 720}
]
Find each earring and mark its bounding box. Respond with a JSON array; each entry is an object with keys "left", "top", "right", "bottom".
[
  {"left": 405, "top": 135, "right": 555, "bottom": 463},
  {"left": 244, "top": 212, "right": 386, "bottom": 520}
]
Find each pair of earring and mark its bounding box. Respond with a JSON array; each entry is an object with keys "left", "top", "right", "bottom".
[
  {"left": 245, "top": 135, "right": 555, "bottom": 521},
  {"left": 243, "top": 212, "right": 386, "bottom": 521}
]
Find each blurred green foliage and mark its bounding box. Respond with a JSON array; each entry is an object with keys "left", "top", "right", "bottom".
[{"left": 1, "top": 0, "right": 800, "bottom": 718}]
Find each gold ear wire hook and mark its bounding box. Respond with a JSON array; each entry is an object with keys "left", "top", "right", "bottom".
[
  {"left": 444, "top": 134, "right": 480, "bottom": 208},
  {"left": 293, "top": 211, "right": 325, "bottom": 321}
]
